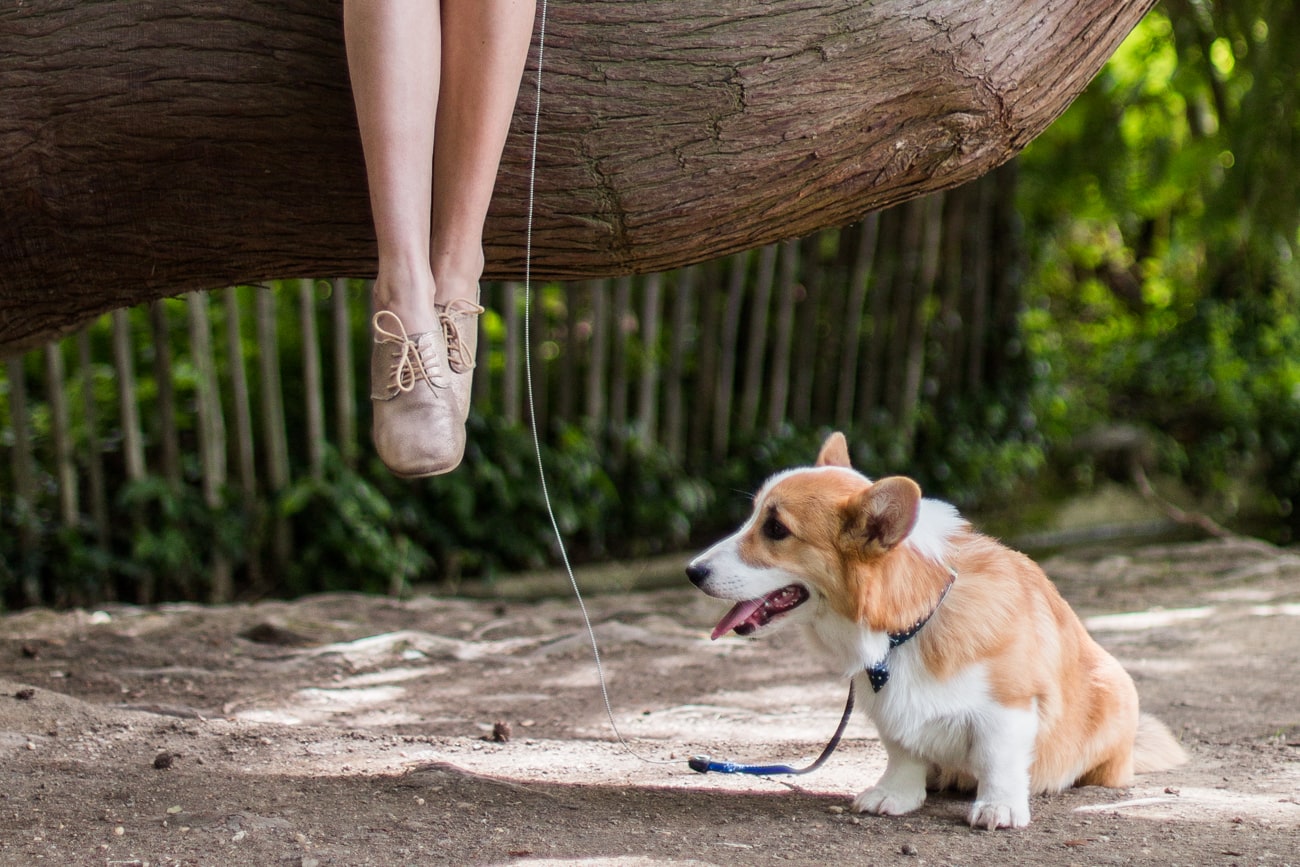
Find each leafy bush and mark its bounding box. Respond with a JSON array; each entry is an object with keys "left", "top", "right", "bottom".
[{"left": 277, "top": 448, "right": 430, "bottom": 596}]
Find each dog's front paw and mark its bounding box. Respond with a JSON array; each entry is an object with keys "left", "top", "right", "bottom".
[
  {"left": 851, "top": 784, "right": 926, "bottom": 817},
  {"left": 967, "top": 799, "right": 1030, "bottom": 830}
]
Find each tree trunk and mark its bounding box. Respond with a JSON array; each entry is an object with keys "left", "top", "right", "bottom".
[{"left": 0, "top": 0, "right": 1154, "bottom": 353}]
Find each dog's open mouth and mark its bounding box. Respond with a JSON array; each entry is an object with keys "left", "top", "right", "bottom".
[{"left": 710, "top": 585, "right": 810, "bottom": 640}]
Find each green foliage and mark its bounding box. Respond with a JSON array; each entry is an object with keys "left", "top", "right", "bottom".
[
  {"left": 118, "top": 476, "right": 247, "bottom": 598},
  {"left": 276, "top": 449, "right": 429, "bottom": 596},
  {"left": 1019, "top": 2, "right": 1300, "bottom": 539},
  {"left": 368, "top": 415, "right": 714, "bottom": 585}
]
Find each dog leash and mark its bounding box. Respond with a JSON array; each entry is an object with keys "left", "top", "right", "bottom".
[
  {"left": 688, "top": 681, "right": 856, "bottom": 775},
  {"left": 519, "top": 1, "right": 851, "bottom": 777},
  {"left": 520, "top": 0, "right": 674, "bottom": 770}
]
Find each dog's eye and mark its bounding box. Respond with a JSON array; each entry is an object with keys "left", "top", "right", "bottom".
[{"left": 762, "top": 515, "right": 791, "bottom": 541}]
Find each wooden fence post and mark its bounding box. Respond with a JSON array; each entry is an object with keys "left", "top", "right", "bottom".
[
  {"left": 663, "top": 266, "right": 696, "bottom": 462},
  {"left": 255, "top": 286, "right": 292, "bottom": 573},
  {"left": 332, "top": 279, "right": 358, "bottom": 468},
  {"left": 111, "top": 308, "right": 151, "bottom": 603},
  {"left": 793, "top": 233, "right": 821, "bottom": 425},
  {"left": 148, "top": 301, "right": 183, "bottom": 489},
  {"left": 837, "top": 215, "right": 878, "bottom": 429},
  {"left": 636, "top": 272, "right": 663, "bottom": 442},
  {"left": 584, "top": 280, "right": 608, "bottom": 429},
  {"left": 186, "top": 291, "right": 232, "bottom": 603},
  {"left": 6, "top": 354, "right": 40, "bottom": 606},
  {"left": 712, "top": 253, "right": 748, "bottom": 460},
  {"left": 299, "top": 279, "right": 326, "bottom": 479},
  {"left": 76, "top": 330, "right": 112, "bottom": 564},
  {"left": 766, "top": 240, "right": 799, "bottom": 432},
  {"left": 739, "top": 244, "right": 778, "bottom": 436},
  {"left": 608, "top": 276, "right": 632, "bottom": 444},
  {"left": 502, "top": 282, "right": 523, "bottom": 426},
  {"left": 43, "top": 342, "right": 78, "bottom": 527},
  {"left": 223, "top": 286, "right": 263, "bottom": 592}
]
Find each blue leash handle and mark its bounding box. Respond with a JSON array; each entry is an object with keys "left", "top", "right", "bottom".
[
  {"left": 689, "top": 757, "right": 805, "bottom": 775},
  {"left": 688, "top": 681, "right": 856, "bottom": 776}
]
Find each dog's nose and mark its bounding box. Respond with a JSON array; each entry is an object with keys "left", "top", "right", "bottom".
[{"left": 686, "top": 562, "right": 711, "bottom": 587}]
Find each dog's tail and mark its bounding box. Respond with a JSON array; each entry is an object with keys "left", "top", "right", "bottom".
[{"left": 1133, "top": 713, "right": 1188, "bottom": 773}]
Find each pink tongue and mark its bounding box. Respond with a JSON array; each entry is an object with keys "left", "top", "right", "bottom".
[{"left": 711, "top": 598, "right": 765, "bottom": 640}]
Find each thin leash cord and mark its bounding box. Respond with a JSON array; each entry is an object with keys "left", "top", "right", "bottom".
[{"left": 519, "top": 0, "right": 674, "bottom": 768}]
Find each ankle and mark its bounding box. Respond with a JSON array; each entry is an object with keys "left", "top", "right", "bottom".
[
  {"left": 430, "top": 249, "right": 485, "bottom": 306},
  {"left": 373, "top": 266, "right": 438, "bottom": 333}
]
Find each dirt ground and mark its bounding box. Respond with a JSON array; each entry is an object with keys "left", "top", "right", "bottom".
[{"left": 1, "top": 536, "right": 1297, "bottom": 866}]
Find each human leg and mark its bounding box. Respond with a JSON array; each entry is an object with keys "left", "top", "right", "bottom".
[
  {"left": 344, "top": 0, "right": 442, "bottom": 331},
  {"left": 345, "top": 0, "right": 465, "bottom": 477},
  {"left": 429, "top": 0, "right": 536, "bottom": 305},
  {"left": 425, "top": 0, "right": 535, "bottom": 419}
]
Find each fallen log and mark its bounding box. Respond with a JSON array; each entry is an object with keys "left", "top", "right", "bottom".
[{"left": 0, "top": 0, "right": 1153, "bottom": 352}]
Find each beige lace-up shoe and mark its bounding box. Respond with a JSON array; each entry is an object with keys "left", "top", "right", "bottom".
[
  {"left": 370, "top": 309, "right": 465, "bottom": 477},
  {"left": 437, "top": 297, "right": 485, "bottom": 424}
]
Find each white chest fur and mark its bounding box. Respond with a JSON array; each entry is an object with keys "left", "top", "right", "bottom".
[{"left": 803, "top": 614, "right": 1032, "bottom": 776}]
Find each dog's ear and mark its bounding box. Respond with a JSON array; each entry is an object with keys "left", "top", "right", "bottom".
[
  {"left": 843, "top": 476, "right": 921, "bottom": 551},
  {"left": 815, "top": 432, "right": 852, "bottom": 468}
]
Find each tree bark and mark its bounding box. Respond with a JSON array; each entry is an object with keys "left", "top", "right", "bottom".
[{"left": 0, "top": 0, "right": 1153, "bottom": 353}]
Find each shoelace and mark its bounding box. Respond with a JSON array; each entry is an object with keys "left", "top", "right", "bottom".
[
  {"left": 372, "top": 309, "right": 449, "bottom": 393},
  {"left": 440, "top": 298, "right": 484, "bottom": 374}
]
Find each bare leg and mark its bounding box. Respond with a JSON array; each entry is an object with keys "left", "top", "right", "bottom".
[
  {"left": 344, "top": 0, "right": 532, "bottom": 476},
  {"left": 344, "top": 0, "right": 441, "bottom": 333},
  {"left": 430, "top": 0, "right": 536, "bottom": 304}
]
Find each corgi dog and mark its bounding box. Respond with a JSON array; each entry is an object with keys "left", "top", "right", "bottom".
[{"left": 686, "top": 432, "right": 1186, "bottom": 829}]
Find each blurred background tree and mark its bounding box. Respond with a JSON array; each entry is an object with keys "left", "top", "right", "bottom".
[{"left": 1019, "top": 0, "right": 1300, "bottom": 536}]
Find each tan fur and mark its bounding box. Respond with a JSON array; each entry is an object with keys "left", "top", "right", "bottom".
[{"left": 725, "top": 432, "right": 1186, "bottom": 803}]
